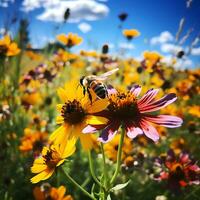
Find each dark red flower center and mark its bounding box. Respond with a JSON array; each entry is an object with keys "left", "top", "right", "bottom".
[
  {"left": 43, "top": 149, "right": 60, "bottom": 169},
  {"left": 0, "top": 45, "right": 8, "bottom": 55},
  {"left": 108, "top": 91, "right": 140, "bottom": 121}
]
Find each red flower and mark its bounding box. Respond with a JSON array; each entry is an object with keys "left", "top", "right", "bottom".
[{"left": 155, "top": 150, "right": 200, "bottom": 192}]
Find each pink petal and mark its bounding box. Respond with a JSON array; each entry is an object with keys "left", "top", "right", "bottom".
[
  {"left": 98, "top": 122, "right": 120, "bottom": 143},
  {"left": 107, "top": 85, "right": 117, "bottom": 95},
  {"left": 130, "top": 85, "right": 142, "bottom": 97},
  {"left": 140, "top": 120, "right": 159, "bottom": 142},
  {"left": 125, "top": 122, "right": 143, "bottom": 139},
  {"left": 143, "top": 115, "right": 183, "bottom": 128},
  {"left": 139, "top": 93, "right": 177, "bottom": 113},
  {"left": 189, "top": 164, "right": 200, "bottom": 171},
  {"left": 138, "top": 88, "right": 159, "bottom": 107},
  {"left": 82, "top": 125, "right": 98, "bottom": 134}
]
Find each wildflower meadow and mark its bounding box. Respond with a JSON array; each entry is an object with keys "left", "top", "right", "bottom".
[{"left": 0, "top": 0, "right": 200, "bottom": 200}]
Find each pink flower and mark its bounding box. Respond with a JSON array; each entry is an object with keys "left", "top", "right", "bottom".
[{"left": 83, "top": 85, "right": 183, "bottom": 143}]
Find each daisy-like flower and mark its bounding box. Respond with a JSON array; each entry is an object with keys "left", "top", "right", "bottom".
[
  {"left": 19, "top": 128, "right": 48, "bottom": 156},
  {"left": 49, "top": 81, "right": 108, "bottom": 150},
  {"left": 57, "top": 33, "right": 82, "bottom": 48},
  {"left": 122, "top": 29, "right": 140, "bottom": 40},
  {"left": 154, "top": 150, "right": 200, "bottom": 193},
  {"left": 83, "top": 85, "right": 183, "bottom": 143},
  {"left": 0, "top": 35, "right": 20, "bottom": 57},
  {"left": 30, "top": 137, "right": 76, "bottom": 184}
]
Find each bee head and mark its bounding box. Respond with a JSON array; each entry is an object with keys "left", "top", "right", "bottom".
[{"left": 80, "top": 76, "right": 85, "bottom": 86}]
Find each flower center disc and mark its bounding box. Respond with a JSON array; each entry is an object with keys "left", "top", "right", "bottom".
[
  {"left": 61, "top": 100, "right": 85, "bottom": 125},
  {"left": 108, "top": 92, "right": 140, "bottom": 121},
  {"left": 43, "top": 150, "right": 60, "bottom": 169}
]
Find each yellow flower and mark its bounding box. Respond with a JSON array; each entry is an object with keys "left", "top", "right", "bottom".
[
  {"left": 21, "top": 91, "right": 42, "bottom": 107},
  {"left": 30, "top": 137, "right": 76, "bottom": 184},
  {"left": 188, "top": 105, "right": 200, "bottom": 118},
  {"left": 104, "top": 134, "right": 133, "bottom": 162},
  {"left": 123, "top": 29, "right": 140, "bottom": 40},
  {"left": 143, "top": 51, "right": 163, "bottom": 69},
  {"left": 57, "top": 33, "right": 82, "bottom": 48},
  {"left": 0, "top": 35, "right": 20, "bottom": 56},
  {"left": 49, "top": 81, "right": 109, "bottom": 151}
]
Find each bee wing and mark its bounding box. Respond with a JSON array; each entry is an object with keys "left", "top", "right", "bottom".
[{"left": 96, "top": 68, "right": 119, "bottom": 80}]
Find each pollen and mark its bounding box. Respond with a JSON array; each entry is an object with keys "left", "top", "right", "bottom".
[
  {"left": 108, "top": 91, "right": 139, "bottom": 120},
  {"left": 61, "top": 100, "right": 86, "bottom": 124}
]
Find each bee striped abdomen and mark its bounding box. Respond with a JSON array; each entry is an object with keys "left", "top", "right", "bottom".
[{"left": 90, "top": 81, "right": 107, "bottom": 99}]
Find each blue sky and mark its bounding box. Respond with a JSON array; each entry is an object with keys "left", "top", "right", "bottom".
[{"left": 1, "top": 0, "right": 200, "bottom": 69}]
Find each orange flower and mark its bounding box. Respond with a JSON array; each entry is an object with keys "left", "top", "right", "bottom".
[
  {"left": 33, "top": 184, "right": 73, "bottom": 200},
  {"left": 123, "top": 29, "right": 140, "bottom": 40},
  {"left": 19, "top": 128, "right": 48, "bottom": 156},
  {"left": 57, "top": 33, "right": 82, "bottom": 48}
]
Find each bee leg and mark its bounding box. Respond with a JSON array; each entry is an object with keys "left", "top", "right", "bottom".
[{"left": 87, "top": 88, "right": 93, "bottom": 104}]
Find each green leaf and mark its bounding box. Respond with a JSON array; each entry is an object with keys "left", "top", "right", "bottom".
[{"left": 110, "top": 180, "right": 130, "bottom": 192}]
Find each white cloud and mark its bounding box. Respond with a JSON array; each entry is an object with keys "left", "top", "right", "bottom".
[
  {"left": 160, "top": 55, "right": 194, "bottom": 69},
  {"left": 191, "top": 47, "right": 200, "bottom": 56},
  {"left": 78, "top": 22, "right": 92, "bottom": 33},
  {"left": 150, "top": 31, "right": 174, "bottom": 45},
  {"left": 161, "top": 55, "right": 174, "bottom": 66},
  {"left": 174, "top": 58, "right": 193, "bottom": 69},
  {"left": 21, "top": 0, "right": 109, "bottom": 23},
  {"left": 161, "top": 43, "right": 182, "bottom": 54},
  {"left": 119, "top": 42, "right": 135, "bottom": 50}
]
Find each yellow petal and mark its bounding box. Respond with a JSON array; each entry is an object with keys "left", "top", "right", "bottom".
[
  {"left": 80, "top": 134, "right": 94, "bottom": 151},
  {"left": 42, "top": 147, "right": 49, "bottom": 156},
  {"left": 56, "top": 116, "right": 64, "bottom": 124},
  {"left": 56, "top": 159, "right": 65, "bottom": 167},
  {"left": 4, "top": 35, "right": 11, "bottom": 46},
  {"left": 57, "top": 34, "right": 67, "bottom": 44},
  {"left": 57, "top": 186, "right": 66, "bottom": 199},
  {"left": 62, "top": 137, "right": 76, "bottom": 158},
  {"left": 30, "top": 169, "right": 54, "bottom": 184},
  {"left": 87, "top": 99, "right": 109, "bottom": 113},
  {"left": 31, "top": 164, "right": 47, "bottom": 173},
  {"left": 64, "top": 81, "right": 78, "bottom": 100},
  {"left": 49, "top": 125, "right": 67, "bottom": 143},
  {"left": 57, "top": 104, "right": 64, "bottom": 112},
  {"left": 86, "top": 115, "right": 108, "bottom": 125},
  {"left": 57, "top": 88, "right": 68, "bottom": 102}
]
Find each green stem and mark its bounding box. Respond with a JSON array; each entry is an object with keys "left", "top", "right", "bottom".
[
  {"left": 88, "top": 151, "right": 103, "bottom": 188},
  {"left": 110, "top": 127, "right": 125, "bottom": 185},
  {"left": 81, "top": 177, "right": 91, "bottom": 188},
  {"left": 62, "top": 166, "right": 96, "bottom": 200},
  {"left": 100, "top": 143, "right": 109, "bottom": 189}
]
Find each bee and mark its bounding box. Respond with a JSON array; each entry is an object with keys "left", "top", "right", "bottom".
[{"left": 80, "top": 68, "right": 119, "bottom": 102}]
